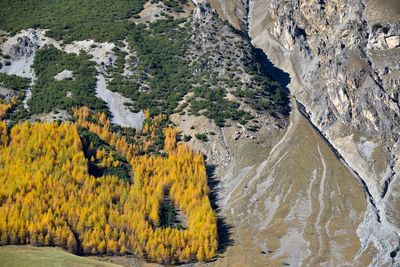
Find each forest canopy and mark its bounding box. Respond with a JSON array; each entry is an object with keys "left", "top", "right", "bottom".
[
  {"left": 28, "top": 46, "right": 108, "bottom": 114},
  {"left": 0, "top": 107, "right": 218, "bottom": 263},
  {"left": 0, "top": 0, "right": 147, "bottom": 42}
]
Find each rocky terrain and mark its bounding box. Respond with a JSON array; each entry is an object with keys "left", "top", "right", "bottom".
[
  {"left": 0, "top": 29, "right": 145, "bottom": 128},
  {"left": 206, "top": 0, "right": 400, "bottom": 265}
]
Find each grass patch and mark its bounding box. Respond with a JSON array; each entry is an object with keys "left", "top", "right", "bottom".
[{"left": 0, "top": 246, "right": 120, "bottom": 267}]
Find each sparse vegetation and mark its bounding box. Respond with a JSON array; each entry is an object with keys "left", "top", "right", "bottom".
[
  {"left": 189, "top": 87, "right": 253, "bottom": 127},
  {"left": 107, "top": 16, "right": 288, "bottom": 127},
  {"left": 195, "top": 133, "right": 208, "bottom": 142},
  {"left": 152, "top": 0, "right": 189, "bottom": 13},
  {"left": 106, "top": 19, "right": 193, "bottom": 118}
]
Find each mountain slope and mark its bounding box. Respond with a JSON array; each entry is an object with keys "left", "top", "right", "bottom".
[
  {"left": 0, "top": 0, "right": 399, "bottom": 266},
  {"left": 208, "top": 0, "right": 400, "bottom": 265}
]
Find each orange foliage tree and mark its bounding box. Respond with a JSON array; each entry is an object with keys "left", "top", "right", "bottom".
[{"left": 0, "top": 107, "right": 218, "bottom": 263}]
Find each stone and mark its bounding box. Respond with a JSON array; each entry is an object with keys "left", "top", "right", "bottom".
[{"left": 386, "top": 35, "right": 400, "bottom": 49}]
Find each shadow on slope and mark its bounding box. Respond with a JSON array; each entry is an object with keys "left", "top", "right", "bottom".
[{"left": 206, "top": 164, "right": 234, "bottom": 257}]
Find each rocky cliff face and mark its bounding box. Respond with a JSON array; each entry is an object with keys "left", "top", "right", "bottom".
[{"left": 209, "top": 0, "right": 400, "bottom": 265}]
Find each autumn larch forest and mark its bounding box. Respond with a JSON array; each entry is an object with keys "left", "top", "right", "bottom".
[{"left": 0, "top": 103, "right": 218, "bottom": 263}]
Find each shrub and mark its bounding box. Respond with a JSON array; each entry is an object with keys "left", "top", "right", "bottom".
[
  {"left": 195, "top": 133, "right": 208, "bottom": 142},
  {"left": 29, "top": 46, "right": 108, "bottom": 115},
  {"left": 0, "top": 73, "right": 31, "bottom": 91},
  {"left": 0, "top": 0, "right": 147, "bottom": 43},
  {"left": 372, "top": 23, "right": 382, "bottom": 32},
  {"left": 183, "top": 134, "right": 192, "bottom": 142}
]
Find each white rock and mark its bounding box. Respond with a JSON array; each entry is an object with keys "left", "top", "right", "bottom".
[
  {"left": 54, "top": 69, "right": 74, "bottom": 81},
  {"left": 95, "top": 74, "right": 144, "bottom": 130},
  {"left": 385, "top": 36, "right": 400, "bottom": 49}
]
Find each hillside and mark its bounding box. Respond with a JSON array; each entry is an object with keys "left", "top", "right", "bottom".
[
  {"left": 208, "top": 0, "right": 400, "bottom": 265},
  {"left": 0, "top": 0, "right": 289, "bottom": 265},
  {"left": 0, "top": 0, "right": 399, "bottom": 266}
]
